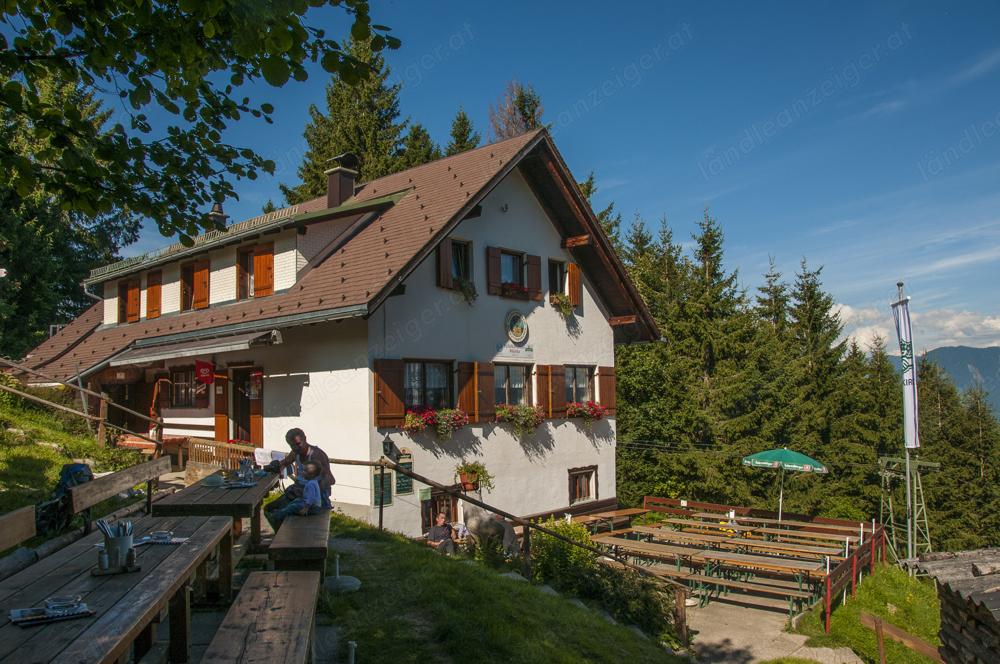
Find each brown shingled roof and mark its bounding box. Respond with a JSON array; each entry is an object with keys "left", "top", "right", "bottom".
[{"left": 21, "top": 130, "right": 658, "bottom": 383}]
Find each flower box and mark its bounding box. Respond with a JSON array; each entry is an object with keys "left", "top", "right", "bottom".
[{"left": 501, "top": 281, "right": 530, "bottom": 300}]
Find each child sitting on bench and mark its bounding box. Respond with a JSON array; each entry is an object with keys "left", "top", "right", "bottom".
[{"left": 270, "top": 460, "right": 323, "bottom": 528}]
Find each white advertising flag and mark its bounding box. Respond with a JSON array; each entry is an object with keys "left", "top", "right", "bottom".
[{"left": 891, "top": 296, "right": 920, "bottom": 449}]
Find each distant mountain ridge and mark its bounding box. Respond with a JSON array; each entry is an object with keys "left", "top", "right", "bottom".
[{"left": 889, "top": 345, "right": 1000, "bottom": 411}]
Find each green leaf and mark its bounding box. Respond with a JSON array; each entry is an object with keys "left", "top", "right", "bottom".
[
  {"left": 260, "top": 103, "right": 274, "bottom": 114},
  {"left": 203, "top": 21, "right": 216, "bottom": 38},
  {"left": 260, "top": 57, "right": 290, "bottom": 86},
  {"left": 178, "top": 234, "right": 195, "bottom": 247},
  {"left": 350, "top": 21, "right": 370, "bottom": 41}
]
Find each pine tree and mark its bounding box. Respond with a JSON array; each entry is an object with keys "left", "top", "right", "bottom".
[
  {"left": 281, "top": 38, "right": 406, "bottom": 204},
  {"left": 1, "top": 76, "right": 139, "bottom": 359},
  {"left": 396, "top": 123, "right": 441, "bottom": 171},
  {"left": 754, "top": 256, "right": 789, "bottom": 335},
  {"left": 444, "top": 107, "right": 481, "bottom": 156}
]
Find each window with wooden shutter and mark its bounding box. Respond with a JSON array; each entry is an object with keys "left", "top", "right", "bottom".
[
  {"left": 249, "top": 369, "right": 263, "bottom": 446},
  {"left": 456, "top": 362, "right": 477, "bottom": 421},
  {"left": 181, "top": 264, "right": 194, "bottom": 311},
  {"left": 535, "top": 365, "right": 551, "bottom": 415},
  {"left": 549, "top": 365, "right": 567, "bottom": 418},
  {"left": 486, "top": 246, "right": 502, "bottom": 295},
  {"left": 118, "top": 279, "right": 139, "bottom": 323},
  {"left": 597, "top": 366, "right": 616, "bottom": 414},
  {"left": 253, "top": 243, "right": 274, "bottom": 297},
  {"left": 214, "top": 375, "right": 229, "bottom": 441},
  {"left": 437, "top": 237, "right": 453, "bottom": 290},
  {"left": 567, "top": 263, "right": 581, "bottom": 307},
  {"left": 195, "top": 381, "right": 209, "bottom": 409},
  {"left": 146, "top": 271, "right": 161, "bottom": 319},
  {"left": 476, "top": 362, "right": 495, "bottom": 421},
  {"left": 192, "top": 260, "right": 209, "bottom": 309},
  {"left": 374, "top": 358, "right": 406, "bottom": 427},
  {"left": 526, "top": 254, "right": 542, "bottom": 301}
]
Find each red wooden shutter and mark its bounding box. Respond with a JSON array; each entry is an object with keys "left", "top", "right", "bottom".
[
  {"left": 214, "top": 375, "right": 229, "bottom": 441},
  {"left": 127, "top": 280, "right": 140, "bottom": 322},
  {"left": 249, "top": 371, "right": 263, "bottom": 447},
  {"left": 146, "top": 271, "right": 162, "bottom": 319},
  {"left": 486, "top": 246, "right": 501, "bottom": 295},
  {"left": 535, "top": 365, "right": 551, "bottom": 416},
  {"left": 550, "top": 365, "right": 567, "bottom": 418},
  {"left": 374, "top": 358, "right": 406, "bottom": 427},
  {"left": 253, "top": 243, "right": 274, "bottom": 297},
  {"left": 456, "top": 361, "right": 476, "bottom": 420},
  {"left": 118, "top": 281, "right": 128, "bottom": 324},
  {"left": 437, "top": 238, "right": 453, "bottom": 290},
  {"left": 598, "top": 366, "right": 616, "bottom": 414},
  {"left": 476, "top": 362, "right": 495, "bottom": 421},
  {"left": 192, "top": 260, "right": 210, "bottom": 310},
  {"left": 526, "top": 254, "right": 542, "bottom": 301},
  {"left": 567, "top": 263, "right": 581, "bottom": 306}
]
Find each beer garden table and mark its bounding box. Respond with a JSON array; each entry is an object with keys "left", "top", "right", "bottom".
[
  {"left": 692, "top": 549, "right": 825, "bottom": 593},
  {"left": 152, "top": 471, "right": 279, "bottom": 547},
  {"left": 573, "top": 508, "right": 650, "bottom": 533},
  {"left": 0, "top": 515, "right": 232, "bottom": 664}
]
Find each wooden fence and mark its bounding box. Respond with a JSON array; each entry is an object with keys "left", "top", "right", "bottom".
[{"left": 186, "top": 437, "right": 256, "bottom": 470}]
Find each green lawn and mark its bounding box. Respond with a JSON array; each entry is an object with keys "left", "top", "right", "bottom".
[
  {"left": 1, "top": 399, "right": 142, "bottom": 552},
  {"left": 793, "top": 564, "right": 941, "bottom": 663},
  {"left": 321, "top": 515, "right": 685, "bottom": 664}
]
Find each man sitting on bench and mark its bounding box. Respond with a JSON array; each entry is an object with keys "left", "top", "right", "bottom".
[
  {"left": 427, "top": 512, "right": 457, "bottom": 555},
  {"left": 264, "top": 428, "right": 336, "bottom": 530},
  {"left": 269, "top": 461, "right": 324, "bottom": 528}
]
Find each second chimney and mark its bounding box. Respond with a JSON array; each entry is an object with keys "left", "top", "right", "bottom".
[{"left": 325, "top": 153, "right": 359, "bottom": 208}]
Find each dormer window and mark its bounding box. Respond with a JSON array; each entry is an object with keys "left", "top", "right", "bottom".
[
  {"left": 238, "top": 243, "right": 274, "bottom": 300},
  {"left": 117, "top": 279, "right": 139, "bottom": 324},
  {"left": 181, "top": 260, "right": 209, "bottom": 311}
]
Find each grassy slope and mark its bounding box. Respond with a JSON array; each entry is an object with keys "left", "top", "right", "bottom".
[
  {"left": 0, "top": 401, "right": 142, "bottom": 552},
  {"left": 793, "top": 564, "right": 940, "bottom": 664},
  {"left": 322, "top": 515, "right": 684, "bottom": 664}
]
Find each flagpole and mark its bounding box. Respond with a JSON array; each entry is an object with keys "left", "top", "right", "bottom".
[{"left": 779, "top": 467, "right": 785, "bottom": 521}]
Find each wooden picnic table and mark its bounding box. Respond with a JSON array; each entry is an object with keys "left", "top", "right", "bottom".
[
  {"left": 728, "top": 537, "right": 844, "bottom": 559},
  {"left": 692, "top": 549, "right": 824, "bottom": 591},
  {"left": 153, "top": 471, "right": 279, "bottom": 547},
  {"left": 631, "top": 525, "right": 734, "bottom": 549},
  {"left": 599, "top": 537, "right": 704, "bottom": 571},
  {"left": 754, "top": 527, "right": 858, "bottom": 545},
  {"left": 692, "top": 512, "right": 782, "bottom": 525},
  {"left": 573, "top": 508, "right": 650, "bottom": 532},
  {"left": 0, "top": 514, "right": 232, "bottom": 664},
  {"left": 775, "top": 520, "right": 862, "bottom": 533},
  {"left": 661, "top": 518, "right": 757, "bottom": 534}
]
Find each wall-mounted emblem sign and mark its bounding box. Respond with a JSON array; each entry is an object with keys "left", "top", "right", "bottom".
[{"left": 506, "top": 310, "right": 528, "bottom": 343}]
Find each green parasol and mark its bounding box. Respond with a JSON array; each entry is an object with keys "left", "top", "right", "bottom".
[{"left": 742, "top": 448, "right": 828, "bottom": 520}]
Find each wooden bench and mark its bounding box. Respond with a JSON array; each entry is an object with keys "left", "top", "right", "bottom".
[
  {"left": 269, "top": 512, "right": 331, "bottom": 581},
  {"left": 684, "top": 572, "right": 812, "bottom": 619},
  {"left": 0, "top": 505, "right": 35, "bottom": 551},
  {"left": 199, "top": 570, "right": 321, "bottom": 664},
  {"left": 68, "top": 456, "right": 172, "bottom": 534}
]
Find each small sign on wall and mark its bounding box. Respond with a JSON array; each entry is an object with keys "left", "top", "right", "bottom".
[
  {"left": 373, "top": 467, "right": 393, "bottom": 507},
  {"left": 495, "top": 341, "right": 534, "bottom": 359},
  {"left": 396, "top": 451, "right": 413, "bottom": 495}
]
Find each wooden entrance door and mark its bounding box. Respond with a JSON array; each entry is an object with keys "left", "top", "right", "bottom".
[{"left": 231, "top": 368, "right": 263, "bottom": 446}]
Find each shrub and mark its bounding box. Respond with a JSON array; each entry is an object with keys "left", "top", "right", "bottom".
[
  {"left": 553, "top": 292, "right": 575, "bottom": 319},
  {"left": 531, "top": 518, "right": 594, "bottom": 588}
]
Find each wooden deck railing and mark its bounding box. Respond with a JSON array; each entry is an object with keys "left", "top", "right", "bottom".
[{"left": 186, "top": 437, "right": 256, "bottom": 470}]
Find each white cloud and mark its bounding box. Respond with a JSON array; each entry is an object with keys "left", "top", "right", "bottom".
[
  {"left": 950, "top": 48, "right": 1000, "bottom": 86},
  {"left": 834, "top": 304, "right": 1000, "bottom": 354}
]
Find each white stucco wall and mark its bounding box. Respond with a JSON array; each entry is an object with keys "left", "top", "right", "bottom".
[
  {"left": 103, "top": 281, "right": 118, "bottom": 326},
  {"left": 159, "top": 320, "right": 372, "bottom": 509},
  {"left": 161, "top": 263, "right": 181, "bottom": 316},
  {"left": 366, "top": 168, "right": 618, "bottom": 536}
]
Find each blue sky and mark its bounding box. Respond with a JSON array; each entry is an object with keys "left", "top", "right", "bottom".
[{"left": 124, "top": 1, "right": 1000, "bottom": 353}]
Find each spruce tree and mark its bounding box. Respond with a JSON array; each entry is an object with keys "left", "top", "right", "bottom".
[
  {"left": 578, "top": 171, "right": 623, "bottom": 254},
  {"left": 444, "top": 107, "right": 481, "bottom": 156},
  {"left": 396, "top": 124, "right": 441, "bottom": 171},
  {"left": 281, "top": 38, "right": 406, "bottom": 204}
]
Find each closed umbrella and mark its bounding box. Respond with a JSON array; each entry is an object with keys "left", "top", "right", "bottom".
[{"left": 742, "top": 448, "right": 828, "bottom": 520}]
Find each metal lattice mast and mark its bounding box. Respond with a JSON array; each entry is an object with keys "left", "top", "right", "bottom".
[
  {"left": 878, "top": 457, "right": 902, "bottom": 562},
  {"left": 913, "top": 456, "right": 934, "bottom": 553}
]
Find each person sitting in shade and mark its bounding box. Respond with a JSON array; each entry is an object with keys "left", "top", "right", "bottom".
[
  {"left": 269, "top": 460, "right": 324, "bottom": 528},
  {"left": 427, "top": 512, "right": 457, "bottom": 555},
  {"left": 263, "top": 428, "right": 335, "bottom": 529}
]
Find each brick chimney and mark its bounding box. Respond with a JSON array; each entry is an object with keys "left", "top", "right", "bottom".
[{"left": 325, "top": 153, "right": 360, "bottom": 208}]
